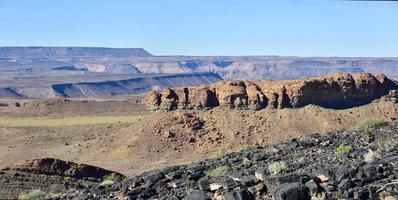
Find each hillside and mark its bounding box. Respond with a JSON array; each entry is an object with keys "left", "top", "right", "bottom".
[
  {"left": 2, "top": 122, "right": 398, "bottom": 199},
  {"left": 0, "top": 95, "right": 396, "bottom": 177},
  {"left": 59, "top": 122, "right": 398, "bottom": 200},
  {"left": 0, "top": 73, "right": 397, "bottom": 198}
]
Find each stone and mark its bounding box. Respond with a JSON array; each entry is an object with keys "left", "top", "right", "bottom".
[
  {"left": 221, "top": 177, "right": 237, "bottom": 189},
  {"left": 229, "top": 173, "right": 256, "bottom": 186},
  {"left": 221, "top": 188, "right": 253, "bottom": 200},
  {"left": 210, "top": 182, "right": 223, "bottom": 191},
  {"left": 248, "top": 183, "right": 267, "bottom": 196},
  {"left": 144, "top": 170, "right": 164, "bottom": 182},
  {"left": 183, "top": 190, "right": 207, "bottom": 200},
  {"left": 270, "top": 183, "right": 310, "bottom": 200},
  {"left": 362, "top": 164, "right": 377, "bottom": 178},
  {"left": 337, "top": 178, "right": 354, "bottom": 190},
  {"left": 304, "top": 179, "right": 324, "bottom": 195},
  {"left": 165, "top": 170, "right": 184, "bottom": 180},
  {"left": 168, "top": 179, "right": 186, "bottom": 188},
  {"left": 254, "top": 168, "right": 268, "bottom": 181},
  {"left": 265, "top": 173, "right": 300, "bottom": 187},
  {"left": 198, "top": 176, "right": 210, "bottom": 191}
]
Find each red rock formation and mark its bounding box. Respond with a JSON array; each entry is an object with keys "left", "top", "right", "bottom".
[{"left": 146, "top": 73, "right": 398, "bottom": 111}]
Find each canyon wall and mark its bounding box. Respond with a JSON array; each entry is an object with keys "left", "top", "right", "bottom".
[{"left": 147, "top": 73, "right": 398, "bottom": 111}]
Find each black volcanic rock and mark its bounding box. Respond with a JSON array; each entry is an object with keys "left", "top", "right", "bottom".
[
  {"left": 0, "top": 158, "right": 125, "bottom": 199},
  {"left": 42, "top": 122, "right": 398, "bottom": 199}
]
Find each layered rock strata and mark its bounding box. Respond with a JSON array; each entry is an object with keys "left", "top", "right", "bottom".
[
  {"left": 147, "top": 73, "right": 398, "bottom": 111},
  {"left": 0, "top": 158, "right": 125, "bottom": 199}
]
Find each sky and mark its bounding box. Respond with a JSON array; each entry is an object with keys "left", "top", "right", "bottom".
[{"left": 0, "top": 0, "right": 397, "bottom": 57}]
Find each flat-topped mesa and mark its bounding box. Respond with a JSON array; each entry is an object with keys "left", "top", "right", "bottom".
[{"left": 146, "top": 72, "right": 398, "bottom": 111}]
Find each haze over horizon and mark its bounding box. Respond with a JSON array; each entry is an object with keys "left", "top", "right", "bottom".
[{"left": 0, "top": 0, "right": 397, "bottom": 57}]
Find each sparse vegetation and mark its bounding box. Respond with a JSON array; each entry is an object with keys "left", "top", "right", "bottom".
[
  {"left": 268, "top": 161, "right": 288, "bottom": 175},
  {"left": 364, "top": 149, "right": 379, "bottom": 163},
  {"left": 336, "top": 144, "right": 352, "bottom": 155},
  {"left": 18, "top": 189, "right": 45, "bottom": 200},
  {"left": 363, "top": 127, "right": 375, "bottom": 142},
  {"left": 236, "top": 143, "right": 253, "bottom": 151},
  {"left": 207, "top": 165, "right": 232, "bottom": 177},
  {"left": 215, "top": 145, "right": 230, "bottom": 157},
  {"left": 102, "top": 173, "right": 121, "bottom": 183},
  {"left": 101, "top": 173, "right": 124, "bottom": 186},
  {"left": 355, "top": 118, "right": 388, "bottom": 132},
  {"left": 100, "top": 179, "right": 115, "bottom": 186}
]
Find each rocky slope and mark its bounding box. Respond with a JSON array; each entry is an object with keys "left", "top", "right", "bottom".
[
  {"left": 44, "top": 122, "right": 398, "bottom": 199},
  {"left": 147, "top": 73, "right": 398, "bottom": 111},
  {"left": 1, "top": 96, "right": 397, "bottom": 179},
  {"left": 0, "top": 158, "right": 124, "bottom": 199}
]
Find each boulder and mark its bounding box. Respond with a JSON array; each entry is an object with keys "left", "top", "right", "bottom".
[{"left": 270, "top": 183, "right": 310, "bottom": 200}]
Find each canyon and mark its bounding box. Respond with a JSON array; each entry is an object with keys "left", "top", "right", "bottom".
[{"left": 1, "top": 47, "right": 398, "bottom": 99}]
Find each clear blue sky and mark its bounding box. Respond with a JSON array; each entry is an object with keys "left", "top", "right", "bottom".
[{"left": 0, "top": 0, "right": 397, "bottom": 56}]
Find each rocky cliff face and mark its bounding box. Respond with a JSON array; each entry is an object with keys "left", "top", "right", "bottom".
[{"left": 147, "top": 73, "right": 398, "bottom": 111}]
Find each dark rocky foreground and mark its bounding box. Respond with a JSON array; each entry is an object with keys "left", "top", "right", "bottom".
[
  {"left": 43, "top": 122, "right": 398, "bottom": 200},
  {"left": 0, "top": 158, "right": 125, "bottom": 199}
]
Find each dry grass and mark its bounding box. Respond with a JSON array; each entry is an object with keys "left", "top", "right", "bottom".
[{"left": 0, "top": 115, "right": 144, "bottom": 127}]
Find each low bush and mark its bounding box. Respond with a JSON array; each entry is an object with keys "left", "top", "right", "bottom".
[
  {"left": 268, "top": 161, "right": 288, "bottom": 175},
  {"left": 336, "top": 144, "right": 352, "bottom": 155},
  {"left": 207, "top": 165, "right": 232, "bottom": 177},
  {"left": 364, "top": 149, "right": 380, "bottom": 163}
]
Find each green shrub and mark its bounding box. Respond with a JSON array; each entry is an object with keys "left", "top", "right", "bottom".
[
  {"left": 207, "top": 165, "right": 232, "bottom": 177},
  {"left": 18, "top": 189, "right": 45, "bottom": 200},
  {"left": 100, "top": 179, "right": 115, "bottom": 186},
  {"left": 268, "top": 161, "right": 288, "bottom": 175},
  {"left": 364, "top": 149, "right": 380, "bottom": 163},
  {"left": 101, "top": 173, "right": 122, "bottom": 184},
  {"left": 336, "top": 144, "right": 352, "bottom": 155}
]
